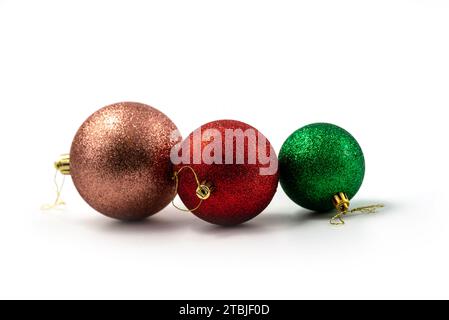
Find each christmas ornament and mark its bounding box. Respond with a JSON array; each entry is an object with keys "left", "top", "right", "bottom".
[
  {"left": 279, "top": 123, "right": 377, "bottom": 224},
  {"left": 51, "top": 102, "right": 181, "bottom": 220},
  {"left": 172, "top": 120, "right": 279, "bottom": 226}
]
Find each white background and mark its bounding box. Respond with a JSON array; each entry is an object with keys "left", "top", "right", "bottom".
[{"left": 0, "top": 0, "right": 448, "bottom": 300}]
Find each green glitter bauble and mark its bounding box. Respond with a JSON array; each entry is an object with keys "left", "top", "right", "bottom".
[{"left": 279, "top": 123, "right": 365, "bottom": 212}]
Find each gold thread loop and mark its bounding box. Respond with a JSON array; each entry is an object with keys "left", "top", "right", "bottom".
[
  {"left": 330, "top": 211, "right": 346, "bottom": 225},
  {"left": 350, "top": 204, "right": 384, "bottom": 214},
  {"left": 330, "top": 193, "right": 384, "bottom": 225},
  {"left": 172, "top": 166, "right": 212, "bottom": 212},
  {"left": 41, "top": 169, "right": 66, "bottom": 210}
]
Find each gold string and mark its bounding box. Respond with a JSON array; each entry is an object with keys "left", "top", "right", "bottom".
[
  {"left": 172, "top": 166, "right": 205, "bottom": 212},
  {"left": 330, "top": 204, "right": 384, "bottom": 225},
  {"left": 41, "top": 169, "right": 66, "bottom": 210}
]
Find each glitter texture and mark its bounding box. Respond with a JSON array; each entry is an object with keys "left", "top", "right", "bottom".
[
  {"left": 70, "top": 102, "right": 180, "bottom": 220},
  {"left": 279, "top": 123, "right": 365, "bottom": 212},
  {"left": 175, "top": 120, "right": 279, "bottom": 226}
]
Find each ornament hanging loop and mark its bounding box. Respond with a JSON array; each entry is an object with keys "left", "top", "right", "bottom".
[
  {"left": 172, "top": 166, "right": 213, "bottom": 212},
  {"left": 330, "top": 192, "right": 384, "bottom": 225},
  {"left": 330, "top": 211, "right": 346, "bottom": 225},
  {"left": 330, "top": 192, "right": 350, "bottom": 225},
  {"left": 41, "top": 154, "right": 71, "bottom": 210}
]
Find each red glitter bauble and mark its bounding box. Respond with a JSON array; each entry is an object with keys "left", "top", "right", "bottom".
[
  {"left": 174, "top": 120, "right": 279, "bottom": 226},
  {"left": 70, "top": 102, "right": 180, "bottom": 220}
]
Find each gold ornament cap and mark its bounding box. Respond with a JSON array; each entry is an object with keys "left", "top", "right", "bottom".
[
  {"left": 196, "top": 181, "right": 213, "bottom": 200},
  {"left": 332, "top": 192, "right": 350, "bottom": 213},
  {"left": 54, "top": 154, "right": 71, "bottom": 175}
]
